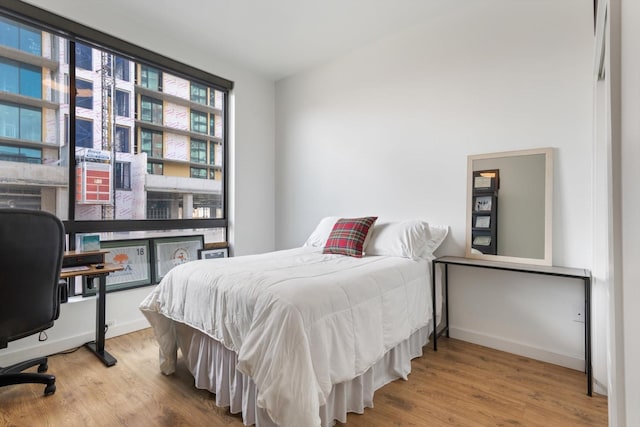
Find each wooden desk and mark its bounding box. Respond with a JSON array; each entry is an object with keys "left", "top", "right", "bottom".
[
  {"left": 61, "top": 251, "right": 123, "bottom": 367},
  {"left": 431, "top": 255, "right": 592, "bottom": 396}
]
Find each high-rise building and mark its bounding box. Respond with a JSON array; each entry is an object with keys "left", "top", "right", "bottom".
[{"left": 0, "top": 16, "right": 225, "bottom": 221}]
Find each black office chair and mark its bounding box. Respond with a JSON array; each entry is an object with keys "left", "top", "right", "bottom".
[{"left": 0, "top": 209, "right": 65, "bottom": 396}]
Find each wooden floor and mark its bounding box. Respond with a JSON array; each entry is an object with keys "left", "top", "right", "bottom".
[{"left": 0, "top": 328, "right": 607, "bottom": 426}]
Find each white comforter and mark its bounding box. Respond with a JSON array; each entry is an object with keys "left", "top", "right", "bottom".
[{"left": 139, "top": 247, "right": 432, "bottom": 427}]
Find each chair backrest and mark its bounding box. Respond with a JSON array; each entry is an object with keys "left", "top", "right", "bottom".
[{"left": 0, "top": 209, "right": 65, "bottom": 348}]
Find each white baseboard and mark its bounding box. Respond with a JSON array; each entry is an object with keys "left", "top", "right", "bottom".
[
  {"left": 449, "top": 326, "right": 585, "bottom": 371},
  {"left": 0, "top": 318, "right": 150, "bottom": 366}
]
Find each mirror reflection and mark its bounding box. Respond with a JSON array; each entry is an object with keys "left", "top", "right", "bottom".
[{"left": 466, "top": 148, "right": 553, "bottom": 266}]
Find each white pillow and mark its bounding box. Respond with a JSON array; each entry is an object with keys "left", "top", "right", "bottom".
[
  {"left": 366, "top": 220, "right": 448, "bottom": 260},
  {"left": 303, "top": 216, "right": 340, "bottom": 247}
]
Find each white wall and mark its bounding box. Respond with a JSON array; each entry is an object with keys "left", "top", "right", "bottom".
[
  {"left": 275, "top": 0, "right": 596, "bottom": 375},
  {"left": 0, "top": 0, "right": 275, "bottom": 364}
]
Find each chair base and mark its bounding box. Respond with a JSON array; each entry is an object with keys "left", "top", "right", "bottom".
[{"left": 0, "top": 356, "right": 56, "bottom": 396}]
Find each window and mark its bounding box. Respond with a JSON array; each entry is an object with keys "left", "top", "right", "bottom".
[
  {"left": 209, "top": 114, "right": 215, "bottom": 137},
  {"left": 115, "top": 90, "right": 129, "bottom": 117},
  {"left": 140, "top": 128, "right": 163, "bottom": 158},
  {"left": 190, "top": 82, "right": 207, "bottom": 105},
  {"left": 190, "top": 167, "right": 207, "bottom": 179},
  {"left": 75, "top": 42, "right": 92, "bottom": 70},
  {"left": 0, "top": 17, "right": 41, "bottom": 55},
  {"left": 75, "top": 118, "right": 93, "bottom": 148},
  {"left": 140, "top": 65, "right": 161, "bottom": 91},
  {"left": 140, "top": 96, "right": 162, "bottom": 124},
  {"left": 190, "top": 110, "right": 207, "bottom": 134},
  {"left": 190, "top": 139, "right": 206, "bottom": 164},
  {"left": 115, "top": 162, "right": 131, "bottom": 190},
  {"left": 209, "top": 143, "right": 215, "bottom": 165},
  {"left": 115, "top": 56, "right": 130, "bottom": 81},
  {"left": 115, "top": 125, "right": 130, "bottom": 153},
  {"left": 147, "top": 162, "right": 163, "bottom": 175},
  {"left": 75, "top": 79, "right": 93, "bottom": 109},
  {"left": 0, "top": 59, "right": 41, "bottom": 98},
  {"left": 0, "top": 144, "right": 41, "bottom": 164},
  {"left": 0, "top": 8, "right": 230, "bottom": 229},
  {"left": 0, "top": 102, "right": 41, "bottom": 141}
]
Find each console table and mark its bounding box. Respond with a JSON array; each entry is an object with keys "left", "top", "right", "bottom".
[
  {"left": 61, "top": 250, "right": 123, "bottom": 367},
  {"left": 431, "top": 255, "right": 592, "bottom": 396}
]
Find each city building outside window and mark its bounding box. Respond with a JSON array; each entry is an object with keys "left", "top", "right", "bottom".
[
  {"left": 75, "top": 118, "right": 93, "bottom": 148},
  {"left": 190, "top": 139, "right": 206, "bottom": 163},
  {"left": 76, "top": 79, "right": 93, "bottom": 109},
  {"left": 0, "top": 102, "right": 41, "bottom": 141},
  {"left": 75, "top": 42, "right": 92, "bottom": 70},
  {"left": 115, "top": 56, "right": 130, "bottom": 81},
  {"left": 0, "top": 6, "right": 230, "bottom": 241},
  {"left": 141, "top": 96, "right": 162, "bottom": 124},
  {"left": 115, "top": 90, "right": 129, "bottom": 117},
  {"left": 0, "top": 59, "right": 42, "bottom": 98},
  {"left": 140, "top": 128, "right": 163, "bottom": 158},
  {"left": 190, "top": 167, "right": 207, "bottom": 179},
  {"left": 190, "top": 110, "right": 207, "bottom": 134},
  {"left": 115, "top": 125, "right": 130, "bottom": 153},
  {"left": 190, "top": 82, "right": 207, "bottom": 104},
  {"left": 115, "top": 161, "right": 131, "bottom": 190},
  {"left": 140, "top": 64, "right": 161, "bottom": 91}
]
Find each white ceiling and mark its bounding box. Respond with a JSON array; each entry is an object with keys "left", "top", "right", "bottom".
[{"left": 24, "top": 0, "right": 459, "bottom": 81}]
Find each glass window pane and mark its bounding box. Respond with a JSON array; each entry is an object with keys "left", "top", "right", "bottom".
[
  {"left": 115, "top": 125, "right": 130, "bottom": 152},
  {"left": 141, "top": 65, "right": 161, "bottom": 91},
  {"left": 115, "top": 90, "right": 129, "bottom": 116},
  {"left": 76, "top": 79, "right": 93, "bottom": 109},
  {"left": 19, "top": 106, "right": 41, "bottom": 141},
  {"left": 0, "top": 59, "right": 19, "bottom": 94},
  {"left": 76, "top": 118, "right": 93, "bottom": 148},
  {"left": 75, "top": 42, "right": 92, "bottom": 70},
  {"left": 19, "top": 26, "right": 41, "bottom": 55},
  {"left": 115, "top": 56, "right": 130, "bottom": 81},
  {"left": 190, "top": 110, "right": 207, "bottom": 134},
  {"left": 190, "top": 82, "right": 206, "bottom": 104},
  {"left": 0, "top": 103, "right": 18, "bottom": 138},
  {"left": 0, "top": 17, "right": 19, "bottom": 50},
  {"left": 19, "top": 64, "right": 41, "bottom": 98}
]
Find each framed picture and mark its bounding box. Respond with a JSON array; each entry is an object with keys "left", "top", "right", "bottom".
[
  {"left": 474, "top": 195, "right": 493, "bottom": 212},
  {"left": 475, "top": 216, "right": 491, "bottom": 228},
  {"left": 198, "top": 247, "right": 229, "bottom": 260},
  {"left": 153, "top": 235, "right": 204, "bottom": 283},
  {"left": 84, "top": 239, "right": 152, "bottom": 296},
  {"left": 473, "top": 169, "right": 499, "bottom": 191},
  {"left": 473, "top": 235, "right": 492, "bottom": 246}
]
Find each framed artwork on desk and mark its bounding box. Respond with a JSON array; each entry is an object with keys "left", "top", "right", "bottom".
[
  {"left": 83, "top": 239, "right": 152, "bottom": 296},
  {"left": 152, "top": 235, "right": 204, "bottom": 283},
  {"left": 198, "top": 247, "right": 228, "bottom": 260}
]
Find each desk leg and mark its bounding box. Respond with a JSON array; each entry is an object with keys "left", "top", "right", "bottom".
[
  {"left": 84, "top": 275, "right": 117, "bottom": 367},
  {"left": 585, "top": 276, "right": 592, "bottom": 396},
  {"left": 432, "top": 261, "right": 438, "bottom": 351},
  {"left": 444, "top": 264, "right": 450, "bottom": 338}
]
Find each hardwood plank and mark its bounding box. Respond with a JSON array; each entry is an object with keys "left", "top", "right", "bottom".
[{"left": 0, "top": 329, "right": 607, "bottom": 426}]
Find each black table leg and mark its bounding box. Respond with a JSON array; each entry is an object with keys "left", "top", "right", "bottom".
[{"left": 84, "top": 274, "right": 117, "bottom": 367}]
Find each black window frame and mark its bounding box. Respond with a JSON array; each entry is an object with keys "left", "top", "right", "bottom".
[{"left": 0, "top": 0, "right": 233, "bottom": 241}]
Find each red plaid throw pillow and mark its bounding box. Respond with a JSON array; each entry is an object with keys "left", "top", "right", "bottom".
[{"left": 322, "top": 217, "right": 378, "bottom": 257}]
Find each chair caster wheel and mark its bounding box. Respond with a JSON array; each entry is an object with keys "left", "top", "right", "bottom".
[
  {"left": 38, "top": 363, "right": 48, "bottom": 373},
  {"left": 44, "top": 383, "right": 56, "bottom": 396}
]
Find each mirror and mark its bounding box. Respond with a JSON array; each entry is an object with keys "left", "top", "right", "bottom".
[{"left": 466, "top": 147, "right": 553, "bottom": 266}]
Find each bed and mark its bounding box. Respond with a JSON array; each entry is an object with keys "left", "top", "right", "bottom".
[{"left": 140, "top": 217, "right": 447, "bottom": 427}]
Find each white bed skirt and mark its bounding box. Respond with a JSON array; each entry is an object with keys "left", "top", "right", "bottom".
[{"left": 174, "top": 322, "right": 431, "bottom": 426}]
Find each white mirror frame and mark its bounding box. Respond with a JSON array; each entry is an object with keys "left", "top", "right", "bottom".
[{"left": 465, "top": 147, "right": 554, "bottom": 266}]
